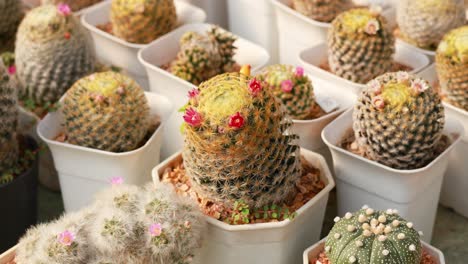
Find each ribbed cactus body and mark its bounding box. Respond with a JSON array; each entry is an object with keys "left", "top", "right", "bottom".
[
  {"left": 436, "top": 26, "right": 468, "bottom": 111},
  {"left": 170, "top": 26, "right": 237, "bottom": 85},
  {"left": 0, "top": 0, "right": 22, "bottom": 36},
  {"left": 182, "top": 72, "right": 302, "bottom": 208},
  {"left": 41, "top": 0, "right": 102, "bottom": 12},
  {"left": 292, "top": 0, "right": 352, "bottom": 22},
  {"left": 325, "top": 208, "right": 423, "bottom": 264},
  {"left": 62, "top": 71, "right": 149, "bottom": 152},
  {"left": 15, "top": 4, "right": 96, "bottom": 105},
  {"left": 0, "top": 58, "right": 18, "bottom": 173},
  {"left": 328, "top": 8, "right": 395, "bottom": 84},
  {"left": 397, "top": 0, "right": 465, "bottom": 49},
  {"left": 256, "top": 64, "right": 316, "bottom": 120},
  {"left": 353, "top": 72, "right": 444, "bottom": 170},
  {"left": 110, "top": 0, "right": 177, "bottom": 44}
]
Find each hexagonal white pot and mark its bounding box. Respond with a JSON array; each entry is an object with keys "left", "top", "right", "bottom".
[
  {"left": 227, "top": 0, "right": 278, "bottom": 63},
  {"left": 299, "top": 42, "right": 430, "bottom": 95},
  {"left": 138, "top": 23, "right": 270, "bottom": 159},
  {"left": 321, "top": 109, "right": 464, "bottom": 242},
  {"left": 417, "top": 64, "right": 468, "bottom": 219},
  {"left": 80, "top": 0, "right": 206, "bottom": 90},
  {"left": 271, "top": 0, "right": 396, "bottom": 65},
  {"left": 302, "top": 238, "right": 445, "bottom": 264},
  {"left": 37, "top": 93, "right": 173, "bottom": 212},
  {"left": 151, "top": 149, "right": 335, "bottom": 264}
]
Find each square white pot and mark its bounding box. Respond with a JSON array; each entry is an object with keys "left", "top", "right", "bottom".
[
  {"left": 321, "top": 109, "right": 464, "bottom": 242},
  {"left": 178, "top": 0, "right": 228, "bottom": 28},
  {"left": 80, "top": 0, "right": 206, "bottom": 90},
  {"left": 302, "top": 238, "right": 445, "bottom": 264},
  {"left": 227, "top": 0, "right": 278, "bottom": 63},
  {"left": 271, "top": 0, "right": 396, "bottom": 65},
  {"left": 37, "top": 93, "right": 173, "bottom": 212},
  {"left": 417, "top": 64, "right": 468, "bottom": 219},
  {"left": 291, "top": 77, "right": 356, "bottom": 168},
  {"left": 152, "top": 148, "right": 335, "bottom": 264},
  {"left": 138, "top": 23, "right": 270, "bottom": 159},
  {"left": 299, "top": 42, "right": 430, "bottom": 95},
  {"left": 396, "top": 39, "right": 436, "bottom": 62}
]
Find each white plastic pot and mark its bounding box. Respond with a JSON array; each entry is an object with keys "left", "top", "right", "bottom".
[
  {"left": 417, "top": 64, "right": 468, "bottom": 219},
  {"left": 291, "top": 78, "right": 356, "bottom": 167},
  {"left": 80, "top": 1, "right": 206, "bottom": 90},
  {"left": 396, "top": 39, "right": 436, "bottom": 62},
  {"left": 152, "top": 148, "right": 335, "bottom": 264},
  {"left": 303, "top": 238, "right": 446, "bottom": 264},
  {"left": 299, "top": 42, "right": 430, "bottom": 95},
  {"left": 37, "top": 93, "right": 173, "bottom": 212},
  {"left": 178, "top": 0, "right": 228, "bottom": 28},
  {"left": 138, "top": 23, "right": 270, "bottom": 159},
  {"left": 321, "top": 109, "right": 464, "bottom": 242},
  {"left": 271, "top": 0, "right": 396, "bottom": 65},
  {"left": 227, "top": 0, "right": 278, "bottom": 63}
]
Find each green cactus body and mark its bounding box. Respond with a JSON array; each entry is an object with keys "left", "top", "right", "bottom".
[
  {"left": 353, "top": 72, "right": 444, "bottom": 170},
  {"left": 328, "top": 8, "right": 395, "bottom": 84},
  {"left": 41, "top": 0, "right": 102, "bottom": 12},
  {"left": 182, "top": 72, "right": 302, "bottom": 208},
  {"left": 0, "top": 58, "right": 18, "bottom": 174},
  {"left": 0, "top": 0, "right": 22, "bottom": 37},
  {"left": 397, "top": 0, "right": 465, "bottom": 50},
  {"left": 436, "top": 26, "right": 468, "bottom": 111},
  {"left": 256, "top": 64, "right": 316, "bottom": 120},
  {"left": 15, "top": 4, "right": 96, "bottom": 105},
  {"left": 325, "top": 207, "right": 423, "bottom": 264},
  {"left": 292, "top": 0, "right": 352, "bottom": 22},
  {"left": 110, "top": 0, "right": 177, "bottom": 44},
  {"left": 170, "top": 25, "right": 237, "bottom": 85},
  {"left": 62, "top": 71, "right": 149, "bottom": 152}
]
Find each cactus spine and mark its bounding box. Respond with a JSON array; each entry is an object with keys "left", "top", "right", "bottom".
[
  {"left": 41, "top": 0, "right": 102, "bottom": 12},
  {"left": 435, "top": 26, "right": 468, "bottom": 111},
  {"left": 397, "top": 0, "right": 465, "bottom": 50},
  {"left": 15, "top": 4, "right": 96, "bottom": 105},
  {"left": 110, "top": 0, "right": 177, "bottom": 44},
  {"left": 170, "top": 25, "right": 237, "bottom": 85},
  {"left": 325, "top": 207, "right": 423, "bottom": 264},
  {"left": 353, "top": 72, "right": 444, "bottom": 169},
  {"left": 182, "top": 71, "right": 302, "bottom": 208},
  {"left": 62, "top": 71, "right": 150, "bottom": 152},
  {"left": 256, "top": 64, "right": 316, "bottom": 120},
  {"left": 292, "top": 0, "right": 352, "bottom": 22},
  {"left": 328, "top": 8, "right": 395, "bottom": 84}
]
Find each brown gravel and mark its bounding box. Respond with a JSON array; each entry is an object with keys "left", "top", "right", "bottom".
[
  {"left": 161, "top": 156, "right": 326, "bottom": 224},
  {"left": 309, "top": 250, "right": 437, "bottom": 264}
]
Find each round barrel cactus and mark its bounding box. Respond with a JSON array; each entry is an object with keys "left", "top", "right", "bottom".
[
  {"left": 436, "top": 26, "right": 468, "bottom": 111},
  {"left": 353, "top": 72, "right": 444, "bottom": 169},
  {"left": 292, "top": 0, "right": 352, "bottom": 22},
  {"left": 62, "top": 71, "right": 149, "bottom": 152}
]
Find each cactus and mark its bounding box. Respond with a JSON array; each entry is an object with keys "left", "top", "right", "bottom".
[
  {"left": 110, "top": 0, "right": 177, "bottom": 44},
  {"left": 325, "top": 206, "right": 423, "bottom": 264},
  {"left": 397, "top": 0, "right": 465, "bottom": 50},
  {"left": 255, "top": 64, "right": 316, "bottom": 120},
  {"left": 41, "top": 0, "right": 102, "bottom": 12},
  {"left": 182, "top": 70, "right": 302, "bottom": 208},
  {"left": 292, "top": 0, "right": 352, "bottom": 22},
  {"left": 328, "top": 8, "right": 395, "bottom": 84},
  {"left": 15, "top": 4, "right": 96, "bottom": 105},
  {"left": 170, "top": 25, "right": 237, "bottom": 85},
  {"left": 353, "top": 72, "right": 444, "bottom": 170},
  {"left": 0, "top": 56, "right": 18, "bottom": 174},
  {"left": 435, "top": 26, "right": 468, "bottom": 111},
  {"left": 0, "top": 0, "right": 22, "bottom": 40},
  {"left": 62, "top": 71, "right": 150, "bottom": 152}
]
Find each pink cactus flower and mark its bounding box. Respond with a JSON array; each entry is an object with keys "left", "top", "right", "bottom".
[
  {"left": 372, "top": 96, "right": 385, "bottom": 109},
  {"left": 228, "top": 112, "right": 244, "bottom": 129},
  {"left": 248, "top": 78, "right": 262, "bottom": 96},
  {"left": 368, "top": 79, "right": 382, "bottom": 94},
  {"left": 57, "top": 230, "right": 75, "bottom": 246},
  {"left": 281, "top": 80, "right": 293, "bottom": 93},
  {"left": 188, "top": 88, "right": 200, "bottom": 99},
  {"left": 149, "top": 223, "right": 162, "bottom": 237},
  {"left": 396, "top": 71, "right": 410, "bottom": 83},
  {"left": 365, "top": 19, "right": 380, "bottom": 35},
  {"left": 57, "top": 3, "right": 71, "bottom": 16},
  {"left": 183, "top": 107, "right": 202, "bottom": 127},
  {"left": 295, "top": 66, "right": 304, "bottom": 77},
  {"left": 411, "top": 79, "right": 429, "bottom": 94},
  {"left": 7, "top": 65, "right": 16, "bottom": 75},
  {"left": 110, "top": 176, "right": 124, "bottom": 185}
]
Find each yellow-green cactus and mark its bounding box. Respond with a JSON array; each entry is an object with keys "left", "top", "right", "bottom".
[
  {"left": 110, "top": 0, "right": 177, "bottom": 44},
  {"left": 292, "top": 0, "right": 352, "bottom": 22},
  {"left": 328, "top": 8, "right": 395, "bottom": 84},
  {"left": 353, "top": 72, "right": 444, "bottom": 169},
  {"left": 41, "top": 0, "right": 102, "bottom": 12},
  {"left": 436, "top": 26, "right": 468, "bottom": 111},
  {"left": 397, "top": 0, "right": 465, "bottom": 50},
  {"left": 256, "top": 64, "right": 316, "bottom": 120},
  {"left": 182, "top": 71, "right": 302, "bottom": 208},
  {"left": 62, "top": 71, "right": 149, "bottom": 152}
]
